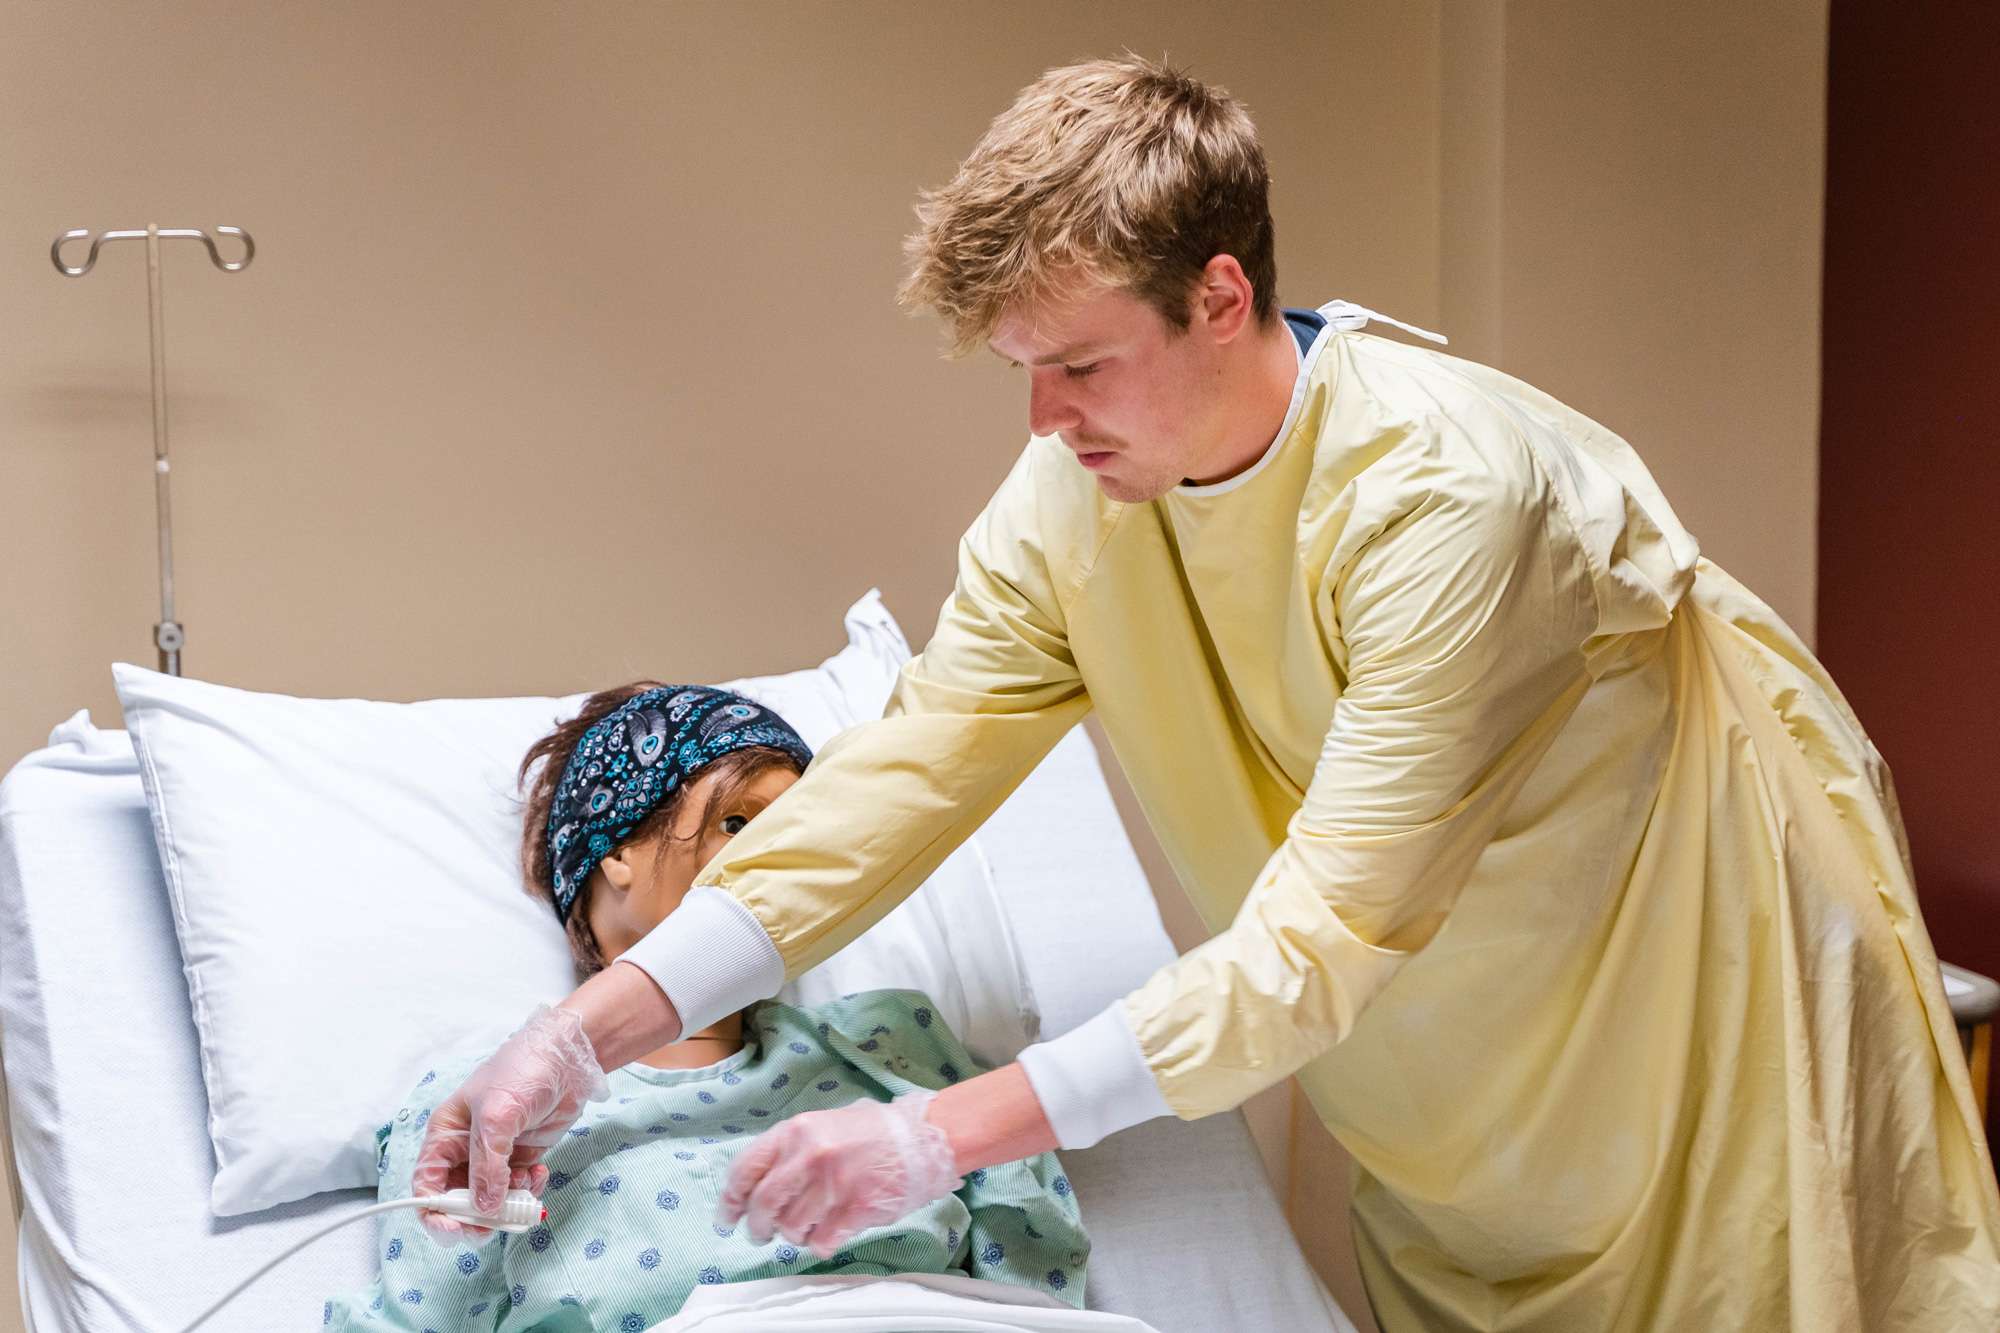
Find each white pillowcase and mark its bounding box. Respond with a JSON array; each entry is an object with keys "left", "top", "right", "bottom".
[
  {"left": 736, "top": 610, "right": 1042, "bottom": 1064},
  {"left": 116, "top": 590, "right": 1036, "bottom": 1217},
  {"left": 774, "top": 830, "right": 1040, "bottom": 1069}
]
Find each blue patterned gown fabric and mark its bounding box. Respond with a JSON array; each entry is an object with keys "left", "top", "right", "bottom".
[{"left": 323, "top": 990, "right": 1088, "bottom": 1330}]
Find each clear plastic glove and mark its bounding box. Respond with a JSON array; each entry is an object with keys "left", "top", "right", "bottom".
[
  {"left": 410, "top": 1003, "right": 609, "bottom": 1239},
  {"left": 716, "top": 1088, "right": 963, "bottom": 1258}
]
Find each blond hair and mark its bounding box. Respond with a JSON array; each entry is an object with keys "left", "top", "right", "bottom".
[{"left": 898, "top": 54, "right": 1278, "bottom": 358}]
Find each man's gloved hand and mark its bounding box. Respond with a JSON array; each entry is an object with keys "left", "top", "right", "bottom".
[
  {"left": 716, "top": 1088, "right": 963, "bottom": 1257},
  {"left": 411, "top": 1003, "right": 609, "bottom": 1238}
]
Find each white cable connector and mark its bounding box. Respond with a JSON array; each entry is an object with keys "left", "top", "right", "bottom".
[
  {"left": 414, "top": 1187, "right": 546, "bottom": 1232},
  {"left": 177, "top": 1189, "right": 546, "bottom": 1331}
]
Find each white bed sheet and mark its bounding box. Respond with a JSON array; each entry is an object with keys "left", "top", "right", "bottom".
[
  {"left": 0, "top": 715, "right": 1353, "bottom": 1333},
  {"left": 652, "top": 1272, "right": 1162, "bottom": 1330}
]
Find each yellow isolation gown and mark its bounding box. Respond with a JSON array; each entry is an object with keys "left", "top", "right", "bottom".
[{"left": 682, "top": 322, "right": 2000, "bottom": 1329}]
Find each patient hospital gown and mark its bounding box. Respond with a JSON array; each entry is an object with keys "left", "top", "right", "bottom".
[
  {"left": 324, "top": 990, "right": 1086, "bottom": 1332},
  {"left": 669, "top": 322, "right": 2000, "bottom": 1329}
]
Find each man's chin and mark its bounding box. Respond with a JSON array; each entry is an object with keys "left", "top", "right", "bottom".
[{"left": 1092, "top": 472, "right": 1170, "bottom": 504}]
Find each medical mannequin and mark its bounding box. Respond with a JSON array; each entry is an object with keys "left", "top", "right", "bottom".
[
  {"left": 574, "top": 760, "right": 789, "bottom": 1071},
  {"left": 329, "top": 684, "right": 1084, "bottom": 1330}
]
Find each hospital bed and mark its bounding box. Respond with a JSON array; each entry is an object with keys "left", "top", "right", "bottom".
[{"left": 0, "top": 691, "right": 1357, "bottom": 1331}]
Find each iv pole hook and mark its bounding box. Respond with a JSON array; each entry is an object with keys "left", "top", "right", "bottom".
[{"left": 50, "top": 224, "right": 256, "bottom": 675}]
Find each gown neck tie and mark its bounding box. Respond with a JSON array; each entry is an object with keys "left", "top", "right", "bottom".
[{"left": 1317, "top": 298, "right": 1449, "bottom": 346}]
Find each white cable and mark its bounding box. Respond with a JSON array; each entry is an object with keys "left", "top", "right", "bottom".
[{"left": 177, "top": 1189, "right": 544, "bottom": 1332}]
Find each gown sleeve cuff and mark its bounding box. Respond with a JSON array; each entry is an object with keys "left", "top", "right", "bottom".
[
  {"left": 1017, "top": 1001, "right": 1173, "bottom": 1150},
  {"left": 616, "top": 885, "right": 786, "bottom": 1038}
]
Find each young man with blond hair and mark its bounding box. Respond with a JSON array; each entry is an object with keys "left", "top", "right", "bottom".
[{"left": 421, "top": 55, "right": 2000, "bottom": 1330}]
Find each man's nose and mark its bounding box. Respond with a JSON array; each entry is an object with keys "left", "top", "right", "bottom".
[{"left": 1027, "top": 375, "right": 1081, "bottom": 439}]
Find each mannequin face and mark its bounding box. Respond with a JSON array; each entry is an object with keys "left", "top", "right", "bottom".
[{"left": 582, "top": 763, "right": 800, "bottom": 963}]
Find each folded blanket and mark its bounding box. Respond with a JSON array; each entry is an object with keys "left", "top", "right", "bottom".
[{"left": 650, "top": 1272, "right": 1160, "bottom": 1331}]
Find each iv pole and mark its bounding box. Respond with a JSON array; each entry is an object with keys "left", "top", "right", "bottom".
[{"left": 51, "top": 224, "right": 256, "bottom": 676}]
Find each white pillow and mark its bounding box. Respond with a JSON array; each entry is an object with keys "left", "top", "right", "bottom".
[
  {"left": 721, "top": 605, "right": 1042, "bottom": 1064},
  {"left": 775, "top": 832, "right": 1040, "bottom": 1069},
  {"left": 116, "top": 590, "right": 1035, "bottom": 1217}
]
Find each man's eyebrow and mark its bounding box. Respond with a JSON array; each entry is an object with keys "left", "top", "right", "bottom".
[{"left": 992, "top": 344, "right": 1106, "bottom": 367}]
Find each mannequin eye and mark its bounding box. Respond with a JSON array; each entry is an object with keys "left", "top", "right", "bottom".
[{"left": 720, "top": 814, "right": 749, "bottom": 836}]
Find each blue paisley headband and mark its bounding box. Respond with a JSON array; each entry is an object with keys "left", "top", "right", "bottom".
[{"left": 544, "top": 685, "right": 812, "bottom": 926}]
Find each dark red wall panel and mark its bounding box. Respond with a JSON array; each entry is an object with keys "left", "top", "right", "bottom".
[{"left": 1819, "top": 1, "right": 2000, "bottom": 1149}]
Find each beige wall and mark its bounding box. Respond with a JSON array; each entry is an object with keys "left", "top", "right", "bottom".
[
  {"left": 1487, "top": 1, "right": 1828, "bottom": 641},
  {"left": 0, "top": 4, "right": 1825, "bottom": 1330}
]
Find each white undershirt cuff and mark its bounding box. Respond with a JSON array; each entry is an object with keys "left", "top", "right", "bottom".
[
  {"left": 1017, "top": 1001, "right": 1174, "bottom": 1150},
  {"left": 617, "top": 885, "right": 786, "bottom": 1039}
]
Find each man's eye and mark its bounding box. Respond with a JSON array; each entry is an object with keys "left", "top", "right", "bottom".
[
  {"left": 1063, "top": 362, "right": 1100, "bottom": 379},
  {"left": 720, "top": 814, "right": 749, "bottom": 836}
]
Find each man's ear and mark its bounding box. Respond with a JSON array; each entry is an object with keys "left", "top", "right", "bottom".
[
  {"left": 1196, "top": 253, "right": 1256, "bottom": 343},
  {"left": 599, "top": 845, "right": 637, "bottom": 893}
]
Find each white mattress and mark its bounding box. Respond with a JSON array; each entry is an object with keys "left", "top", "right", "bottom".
[{"left": 0, "top": 714, "right": 1353, "bottom": 1333}]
